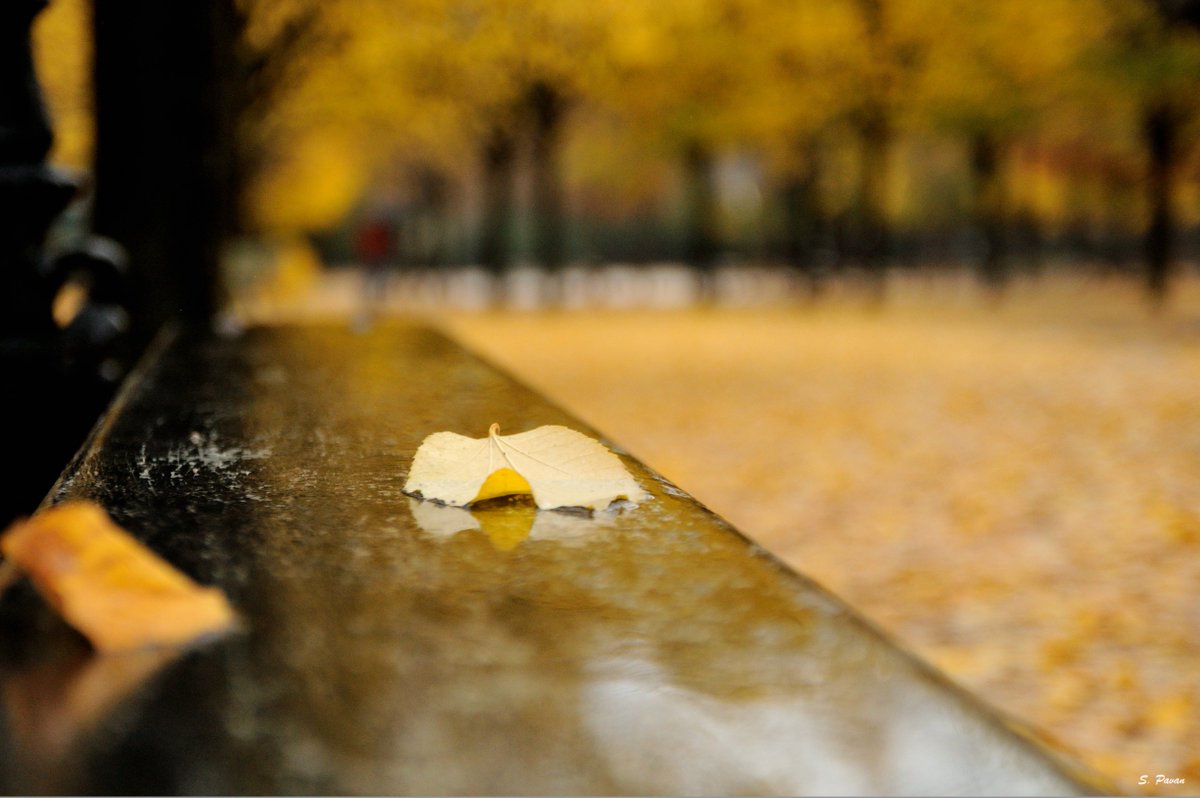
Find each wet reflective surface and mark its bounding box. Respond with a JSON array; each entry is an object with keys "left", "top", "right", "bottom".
[{"left": 0, "top": 325, "right": 1103, "bottom": 795}]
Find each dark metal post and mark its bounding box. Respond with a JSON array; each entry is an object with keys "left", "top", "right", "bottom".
[
  {"left": 92, "top": 0, "right": 237, "bottom": 341},
  {"left": 0, "top": 0, "right": 130, "bottom": 526}
]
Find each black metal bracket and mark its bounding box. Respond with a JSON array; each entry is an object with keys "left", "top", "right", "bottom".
[{"left": 1, "top": 0, "right": 132, "bottom": 524}]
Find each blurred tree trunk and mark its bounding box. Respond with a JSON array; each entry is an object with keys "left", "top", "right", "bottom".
[
  {"left": 1062, "top": 181, "right": 1099, "bottom": 264},
  {"left": 856, "top": 107, "right": 892, "bottom": 277},
  {"left": 1012, "top": 209, "right": 1045, "bottom": 275},
  {"left": 479, "top": 124, "right": 516, "bottom": 274},
  {"left": 1100, "top": 171, "right": 1136, "bottom": 272},
  {"left": 780, "top": 138, "right": 824, "bottom": 292},
  {"left": 412, "top": 165, "right": 449, "bottom": 268},
  {"left": 683, "top": 140, "right": 720, "bottom": 277},
  {"left": 92, "top": 0, "right": 239, "bottom": 341},
  {"left": 1154, "top": 0, "right": 1200, "bottom": 25},
  {"left": 528, "top": 81, "right": 567, "bottom": 271},
  {"left": 1142, "top": 102, "right": 1177, "bottom": 305},
  {"left": 1136, "top": 0, "right": 1200, "bottom": 303},
  {"left": 969, "top": 131, "right": 1008, "bottom": 289},
  {"left": 853, "top": 0, "right": 892, "bottom": 280}
]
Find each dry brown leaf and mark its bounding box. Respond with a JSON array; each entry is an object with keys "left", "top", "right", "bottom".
[
  {"left": 404, "top": 423, "right": 648, "bottom": 510},
  {"left": 0, "top": 501, "right": 236, "bottom": 653}
]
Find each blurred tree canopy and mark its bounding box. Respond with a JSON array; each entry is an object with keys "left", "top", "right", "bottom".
[{"left": 32, "top": 0, "right": 1200, "bottom": 296}]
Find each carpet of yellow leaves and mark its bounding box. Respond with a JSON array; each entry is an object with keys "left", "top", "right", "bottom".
[{"left": 444, "top": 273, "right": 1200, "bottom": 795}]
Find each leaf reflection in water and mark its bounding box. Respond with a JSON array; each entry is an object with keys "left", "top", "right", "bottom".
[
  {"left": 3, "top": 645, "right": 179, "bottom": 768},
  {"left": 407, "top": 497, "right": 620, "bottom": 551}
]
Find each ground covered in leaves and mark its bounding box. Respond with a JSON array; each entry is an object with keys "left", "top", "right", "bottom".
[{"left": 441, "top": 273, "right": 1200, "bottom": 795}]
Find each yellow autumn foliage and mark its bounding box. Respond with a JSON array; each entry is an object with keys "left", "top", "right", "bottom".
[
  {"left": 250, "top": 130, "right": 369, "bottom": 232},
  {"left": 27, "top": 0, "right": 1200, "bottom": 242}
]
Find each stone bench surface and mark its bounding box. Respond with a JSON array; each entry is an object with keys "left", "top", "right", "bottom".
[{"left": 0, "top": 324, "right": 1101, "bottom": 795}]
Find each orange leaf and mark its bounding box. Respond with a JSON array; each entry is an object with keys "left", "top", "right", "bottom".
[{"left": 0, "top": 502, "right": 235, "bottom": 653}]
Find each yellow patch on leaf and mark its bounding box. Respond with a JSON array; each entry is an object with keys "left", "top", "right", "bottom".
[
  {"left": 0, "top": 502, "right": 236, "bottom": 653},
  {"left": 473, "top": 467, "right": 533, "bottom": 504}
]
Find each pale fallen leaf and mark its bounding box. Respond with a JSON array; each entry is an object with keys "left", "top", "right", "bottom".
[
  {"left": 0, "top": 502, "right": 236, "bottom": 653},
  {"left": 404, "top": 423, "right": 648, "bottom": 510}
]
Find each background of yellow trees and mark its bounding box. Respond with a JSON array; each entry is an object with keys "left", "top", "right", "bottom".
[{"left": 34, "top": 0, "right": 1200, "bottom": 297}]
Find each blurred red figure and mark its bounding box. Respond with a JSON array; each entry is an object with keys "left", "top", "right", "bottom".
[{"left": 353, "top": 207, "right": 399, "bottom": 323}]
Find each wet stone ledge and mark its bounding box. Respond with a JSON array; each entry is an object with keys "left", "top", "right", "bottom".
[{"left": 0, "top": 324, "right": 1106, "bottom": 795}]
